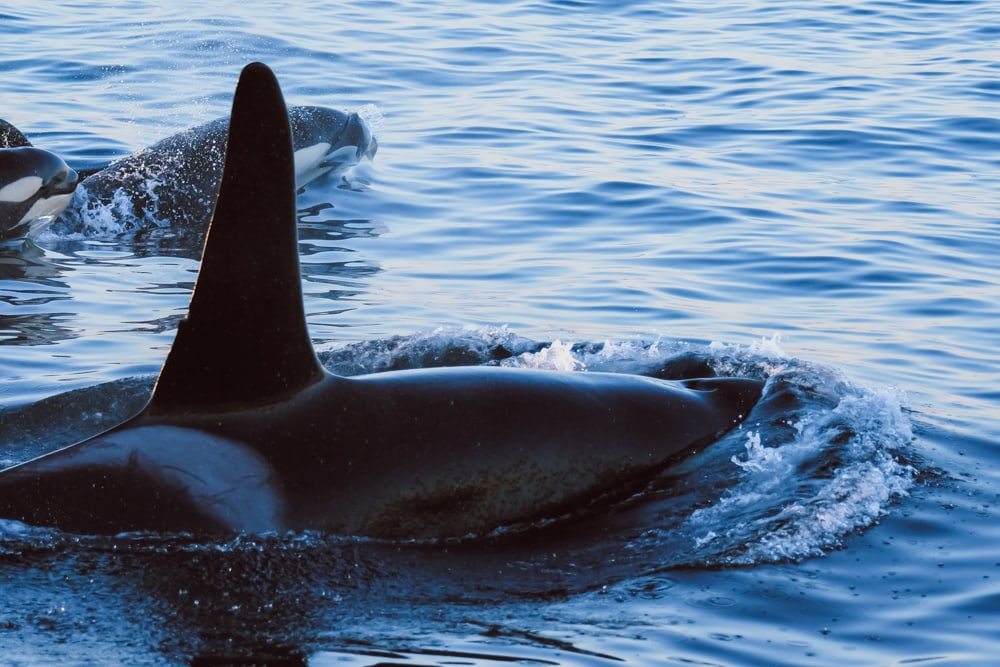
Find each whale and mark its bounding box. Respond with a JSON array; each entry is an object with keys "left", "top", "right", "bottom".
[
  {"left": 0, "top": 146, "right": 79, "bottom": 242},
  {"left": 0, "top": 63, "right": 763, "bottom": 540},
  {"left": 0, "top": 105, "right": 375, "bottom": 240},
  {"left": 53, "top": 105, "right": 376, "bottom": 237}
]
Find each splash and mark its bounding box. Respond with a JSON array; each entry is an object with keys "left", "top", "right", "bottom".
[
  {"left": 684, "top": 369, "right": 916, "bottom": 565},
  {"left": 354, "top": 103, "right": 384, "bottom": 135},
  {"left": 503, "top": 339, "right": 584, "bottom": 371}
]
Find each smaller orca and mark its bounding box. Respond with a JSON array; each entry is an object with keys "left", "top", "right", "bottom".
[
  {"left": 54, "top": 105, "right": 376, "bottom": 236},
  {"left": 0, "top": 146, "right": 79, "bottom": 242},
  {"left": 0, "top": 63, "right": 763, "bottom": 540}
]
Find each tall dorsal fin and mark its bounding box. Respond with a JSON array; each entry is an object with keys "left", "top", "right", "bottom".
[{"left": 147, "top": 62, "right": 324, "bottom": 415}]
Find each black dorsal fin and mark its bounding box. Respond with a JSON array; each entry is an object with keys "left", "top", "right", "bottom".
[{"left": 147, "top": 62, "right": 324, "bottom": 415}]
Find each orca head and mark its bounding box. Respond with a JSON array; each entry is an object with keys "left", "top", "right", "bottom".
[
  {"left": 288, "top": 106, "right": 377, "bottom": 187},
  {"left": 0, "top": 146, "right": 79, "bottom": 241}
]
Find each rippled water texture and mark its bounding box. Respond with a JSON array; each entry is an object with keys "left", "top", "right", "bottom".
[{"left": 1, "top": 1, "right": 998, "bottom": 665}]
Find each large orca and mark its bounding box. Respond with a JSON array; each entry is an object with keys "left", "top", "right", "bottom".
[
  {"left": 0, "top": 105, "right": 375, "bottom": 240},
  {"left": 0, "top": 63, "right": 763, "bottom": 540}
]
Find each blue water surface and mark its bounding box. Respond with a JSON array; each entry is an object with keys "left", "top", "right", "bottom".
[{"left": 1, "top": 1, "right": 998, "bottom": 665}]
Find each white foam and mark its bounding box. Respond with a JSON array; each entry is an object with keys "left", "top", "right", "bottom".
[
  {"left": 508, "top": 340, "right": 585, "bottom": 371},
  {"left": 687, "top": 375, "right": 915, "bottom": 564},
  {"left": 731, "top": 430, "right": 785, "bottom": 474}
]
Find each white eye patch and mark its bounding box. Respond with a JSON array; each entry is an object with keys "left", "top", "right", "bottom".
[
  {"left": 18, "top": 191, "right": 74, "bottom": 234},
  {"left": 0, "top": 175, "right": 43, "bottom": 203},
  {"left": 292, "top": 142, "right": 332, "bottom": 188}
]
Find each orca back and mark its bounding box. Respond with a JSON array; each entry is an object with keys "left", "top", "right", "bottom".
[{"left": 0, "top": 119, "right": 31, "bottom": 148}]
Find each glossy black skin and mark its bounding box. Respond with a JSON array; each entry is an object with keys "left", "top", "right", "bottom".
[
  {"left": 207, "top": 370, "right": 762, "bottom": 538},
  {"left": 0, "top": 64, "right": 764, "bottom": 540},
  {"left": 0, "top": 369, "right": 761, "bottom": 538}
]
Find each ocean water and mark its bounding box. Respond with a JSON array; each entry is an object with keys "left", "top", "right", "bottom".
[{"left": 1, "top": 1, "right": 998, "bottom": 665}]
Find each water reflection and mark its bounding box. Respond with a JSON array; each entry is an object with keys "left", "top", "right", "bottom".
[
  {"left": 98, "top": 529, "right": 630, "bottom": 665},
  {"left": 0, "top": 312, "right": 78, "bottom": 345},
  {"left": 190, "top": 648, "right": 306, "bottom": 667},
  {"left": 0, "top": 211, "right": 382, "bottom": 352},
  {"left": 0, "top": 238, "right": 70, "bottom": 285},
  {"left": 0, "top": 240, "right": 76, "bottom": 345}
]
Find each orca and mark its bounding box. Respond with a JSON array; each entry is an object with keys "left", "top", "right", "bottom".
[
  {"left": 0, "top": 146, "right": 79, "bottom": 242},
  {"left": 0, "top": 63, "right": 763, "bottom": 540},
  {"left": 52, "top": 104, "right": 376, "bottom": 236}
]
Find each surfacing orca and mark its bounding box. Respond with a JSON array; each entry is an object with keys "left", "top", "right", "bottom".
[
  {"left": 53, "top": 104, "right": 376, "bottom": 236},
  {"left": 0, "top": 63, "right": 763, "bottom": 540},
  {"left": 0, "top": 146, "right": 79, "bottom": 242}
]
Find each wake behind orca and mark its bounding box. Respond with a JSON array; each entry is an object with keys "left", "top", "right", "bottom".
[
  {"left": 0, "top": 63, "right": 763, "bottom": 539},
  {"left": 0, "top": 105, "right": 376, "bottom": 241}
]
